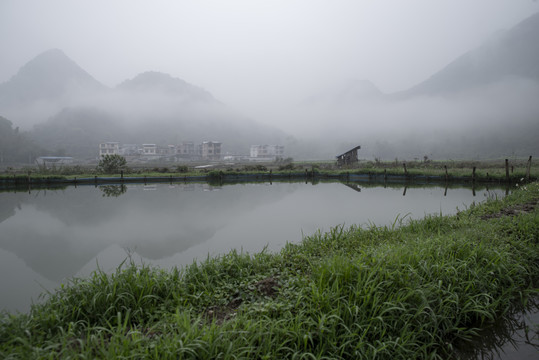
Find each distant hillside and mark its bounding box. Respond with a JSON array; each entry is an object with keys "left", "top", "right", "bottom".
[
  {"left": 0, "top": 116, "right": 43, "bottom": 164},
  {"left": 117, "top": 71, "right": 217, "bottom": 104},
  {"left": 1, "top": 50, "right": 288, "bottom": 159},
  {"left": 0, "top": 49, "right": 107, "bottom": 126},
  {"left": 395, "top": 12, "right": 539, "bottom": 98},
  {"left": 294, "top": 12, "right": 539, "bottom": 160},
  {"left": 29, "top": 105, "right": 287, "bottom": 159},
  {"left": 0, "top": 49, "right": 106, "bottom": 102}
]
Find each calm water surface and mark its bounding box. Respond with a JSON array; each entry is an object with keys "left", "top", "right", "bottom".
[
  {"left": 0, "top": 182, "right": 504, "bottom": 313},
  {"left": 7, "top": 181, "right": 536, "bottom": 358}
]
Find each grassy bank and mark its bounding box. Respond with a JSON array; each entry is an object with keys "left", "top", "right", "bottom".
[
  {"left": 1, "top": 158, "right": 538, "bottom": 186},
  {"left": 1, "top": 183, "right": 538, "bottom": 359}
]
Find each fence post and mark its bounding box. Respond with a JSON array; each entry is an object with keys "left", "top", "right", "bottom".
[
  {"left": 444, "top": 165, "right": 448, "bottom": 182},
  {"left": 505, "top": 159, "right": 509, "bottom": 182},
  {"left": 472, "top": 167, "right": 476, "bottom": 182},
  {"left": 526, "top": 156, "right": 532, "bottom": 181},
  {"left": 403, "top": 162, "right": 407, "bottom": 176}
]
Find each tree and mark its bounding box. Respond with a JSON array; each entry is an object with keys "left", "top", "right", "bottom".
[{"left": 97, "top": 154, "right": 127, "bottom": 174}]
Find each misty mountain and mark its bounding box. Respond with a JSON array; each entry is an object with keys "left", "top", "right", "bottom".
[
  {"left": 0, "top": 50, "right": 288, "bottom": 159},
  {"left": 30, "top": 103, "right": 287, "bottom": 159},
  {"left": 117, "top": 71, "right": 217, "bottom": 104},
  {"left": 396, "top": 12, "right": 539, "bottom": 98},
  {"left": 295, "top": 12, "right": 539, "bottom": 160},
  {"left": 31, "top": 107, "right": 126, "bottom": 158},
  {"left": 0, "top": 49, "right": 107, "bottom": 126},
  {"left": 0, "top": 116, "right": 43, "bottom": 164}
]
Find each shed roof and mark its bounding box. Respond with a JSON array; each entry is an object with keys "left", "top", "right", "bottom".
[{"left": 336, "top": 146, "right": 361, "bottom": 158}]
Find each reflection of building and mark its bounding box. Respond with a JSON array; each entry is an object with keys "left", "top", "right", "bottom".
[
  {"left": 336, "top": 146, "right": 361, "bottom": 166},
  {"left": 201, "top": 141, "right": 221, "bottom": 161},
  {"left": 99, "top": 142, "right": 120, "bottom": 157},
  {"left": 250, "top": 145, "right": 284, "bottom": 159}
]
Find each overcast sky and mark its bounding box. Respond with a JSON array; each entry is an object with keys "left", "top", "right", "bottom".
[{"left": 1, "top": 0, "right": 538, "bottom": 121}]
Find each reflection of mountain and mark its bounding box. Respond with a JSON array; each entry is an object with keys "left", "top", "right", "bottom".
[
  {"left": 0, "top": 184, "right": 292, "bottom": 282},
  {"left": 0, "top": 195, "right": 20, "bottom": 224}
]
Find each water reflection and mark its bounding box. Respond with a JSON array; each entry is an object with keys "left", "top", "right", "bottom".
[
  {"left": 454, "top": 296, "right": 539, "bottom": 360},
  {"left": 0, "top": 181, "right": 506, "bottom": 313},
  {"left": 99, "top": 184, "right": 127, "bottom": 197}
]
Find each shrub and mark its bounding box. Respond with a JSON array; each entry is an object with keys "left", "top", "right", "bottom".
[{"left": 97, "top": 155, "right": 127, "bottom": 174}]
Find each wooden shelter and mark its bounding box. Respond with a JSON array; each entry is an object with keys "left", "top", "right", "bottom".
[{"left": 336, "top": 146, "right": 361, "bottom": 166}]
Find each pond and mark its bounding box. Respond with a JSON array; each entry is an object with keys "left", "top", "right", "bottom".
[{"left": 0, "top": 180, "right": 505, "bottom": 314}]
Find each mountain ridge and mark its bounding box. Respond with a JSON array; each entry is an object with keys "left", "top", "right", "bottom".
[
  {"left": 0, "top": 49, "right": 107, "bottom": 105},
  {"left": 393, "top": 11, "right": 539, "bottom": 98}
]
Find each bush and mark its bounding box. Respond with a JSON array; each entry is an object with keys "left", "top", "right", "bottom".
[
  {"left": 176, "top": 165, "right": 189, "bottom": 173},
  {"left": 97, "top": 154, "right": 127, "bottom": 174}
]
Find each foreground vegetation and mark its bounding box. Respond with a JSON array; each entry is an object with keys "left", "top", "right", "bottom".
[{"left": 1, "top": 182, "right": 538, "bottom": 359}]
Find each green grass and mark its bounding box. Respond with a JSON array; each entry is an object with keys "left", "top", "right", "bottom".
[
  {"left": 1, "top": 183, "right": 538, "bottom": 359},
  {"left": 2, "top": 158, "right": 538, "bottom": 183}
]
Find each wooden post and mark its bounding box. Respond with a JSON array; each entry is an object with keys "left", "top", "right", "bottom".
[
  {"left": 472, "top": 167, "right": 476, "bottom": 182},
  {"left": 505, "top": 159, "right": 509, "bottom": 182},
  {"left": 444, "top": 165, "right": 448, "bottom": 182},
  {"left": 403, "top": 162, "right": 407, "bottom": 176},
  {"left": 526, "top": 156, "right": 532, "bottom": 181}
]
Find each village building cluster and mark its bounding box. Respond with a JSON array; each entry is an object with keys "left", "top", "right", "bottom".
[{"left": 99, "top": 142, "right": 284, "bottom": 162}]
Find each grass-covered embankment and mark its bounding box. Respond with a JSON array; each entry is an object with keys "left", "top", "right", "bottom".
[
  {"left": 1, "top": 158, "right": 538, "bottom": 188},
  {"left": 1, "top": 183, "right": 538, "bottom": 359}
]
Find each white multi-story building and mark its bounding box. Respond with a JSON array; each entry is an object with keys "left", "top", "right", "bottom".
[
  {"left": 201, "top": 141, "right": 221, "bottom": 161},
  {"left": 142, "top": 144, "right": 157, "bottom": 155},
  {"left": 250, "top": 145, "right": 284, "bottom": 159},
  {"left": 176, "top": 142, "right": 196, "bottom": 158},
  {"left": 99, "top": 142, "right": 120, "bottom": 157}
]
